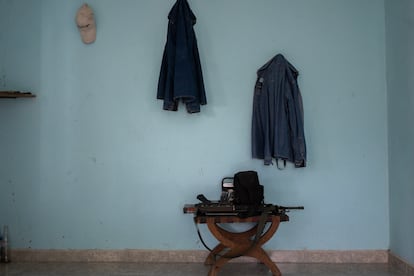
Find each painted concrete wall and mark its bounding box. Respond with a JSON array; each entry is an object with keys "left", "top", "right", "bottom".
[
  {"left": 0, "top": 0, "right": 388, "bottom": 250},
  {"left": 385, "top": 0, "right": 414, "bottom": 266}
]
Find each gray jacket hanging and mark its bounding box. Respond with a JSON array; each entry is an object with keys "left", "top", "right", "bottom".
[{"left": 252, "top": 54, "right": 306, "bottom": 167}]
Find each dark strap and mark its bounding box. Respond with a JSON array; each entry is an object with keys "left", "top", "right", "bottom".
[{"left": 194, "top": 211, "right": 270, "bottom": 259}]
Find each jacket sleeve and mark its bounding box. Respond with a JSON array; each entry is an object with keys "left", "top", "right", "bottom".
[
  {"left": 252, "top": 76, "right": 273, "bottom": 165},
  {"left": 285, "top": 71, "right": 306, "bottom": 167},
  {"left": 157, "top": 48, "right": 168, "bottom": 100}
]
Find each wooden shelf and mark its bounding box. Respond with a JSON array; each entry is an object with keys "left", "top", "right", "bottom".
[{"left": 0, "top": 91, "right": 36, "bottom": 98}]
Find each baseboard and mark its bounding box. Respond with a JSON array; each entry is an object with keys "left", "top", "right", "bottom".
[
  {"left": 389, "top": 252, "right": 414, "bottom": 275},
  {"left": 269, "top": 250, "right": 388, "bottom": 263},
  {"left": 10, "top": 249, "right": 388, "bottom": 263}
]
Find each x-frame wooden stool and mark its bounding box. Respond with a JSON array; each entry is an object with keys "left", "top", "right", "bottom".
[{"left": 195, "top": 214, "right": 288, "bottom": 276}]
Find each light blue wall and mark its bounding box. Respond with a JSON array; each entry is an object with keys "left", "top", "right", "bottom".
[
  {"left": 0, "top": 0, "right": 389, "bottom": 251},
  {"left": 385, "top": 0, "right": 414, "bottom": 266}
]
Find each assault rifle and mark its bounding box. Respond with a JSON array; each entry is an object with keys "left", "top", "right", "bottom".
[{"left": 183, "top": 202, "right": 304, "bottom": 217}]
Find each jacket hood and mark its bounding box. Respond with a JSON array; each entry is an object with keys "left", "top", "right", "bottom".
[
  {"left": 257, "top": 54, "right": 299, "bottom": 78},
  {"left": 168, "top": 0, "right": 197, "bottom": 25}
]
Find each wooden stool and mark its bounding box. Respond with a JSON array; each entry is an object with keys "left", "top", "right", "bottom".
[{"left": 195, "top": 215, "right": 286, "bottom": 276}]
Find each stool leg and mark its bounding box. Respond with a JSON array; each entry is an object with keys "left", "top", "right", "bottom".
[
  {"left": 205, "top": 243, "right": 226, "bottom": 265},
  {"left": 207, "top": 252, "right": 234, "bottom": 276},
  {"left": 246, "top": 247, "right": 281, "bottom": 276}
]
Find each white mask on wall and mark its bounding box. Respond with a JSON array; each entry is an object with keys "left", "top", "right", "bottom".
[{"left": 76, "top": 3, "right": 96, "bottom": 44}]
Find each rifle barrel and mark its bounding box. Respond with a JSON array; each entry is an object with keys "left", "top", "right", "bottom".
[{"left": 279, "top": 206, "right": 304, "bottom": 210}]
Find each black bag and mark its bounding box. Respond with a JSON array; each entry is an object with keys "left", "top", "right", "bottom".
[{"left": 233, "top": 171, "right": 264, "bottom": 206}]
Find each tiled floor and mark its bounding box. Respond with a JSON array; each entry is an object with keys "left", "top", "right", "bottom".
[{"left": 0, "top": 262, "right": 407, "bottom": 276}]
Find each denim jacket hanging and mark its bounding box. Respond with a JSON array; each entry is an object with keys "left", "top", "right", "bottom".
[
  {"left": 252, "top": 54, "right": 307, "bottom": 168},
  {"left": 157, "top": 0, "right": 207, "bottom": 113}
]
